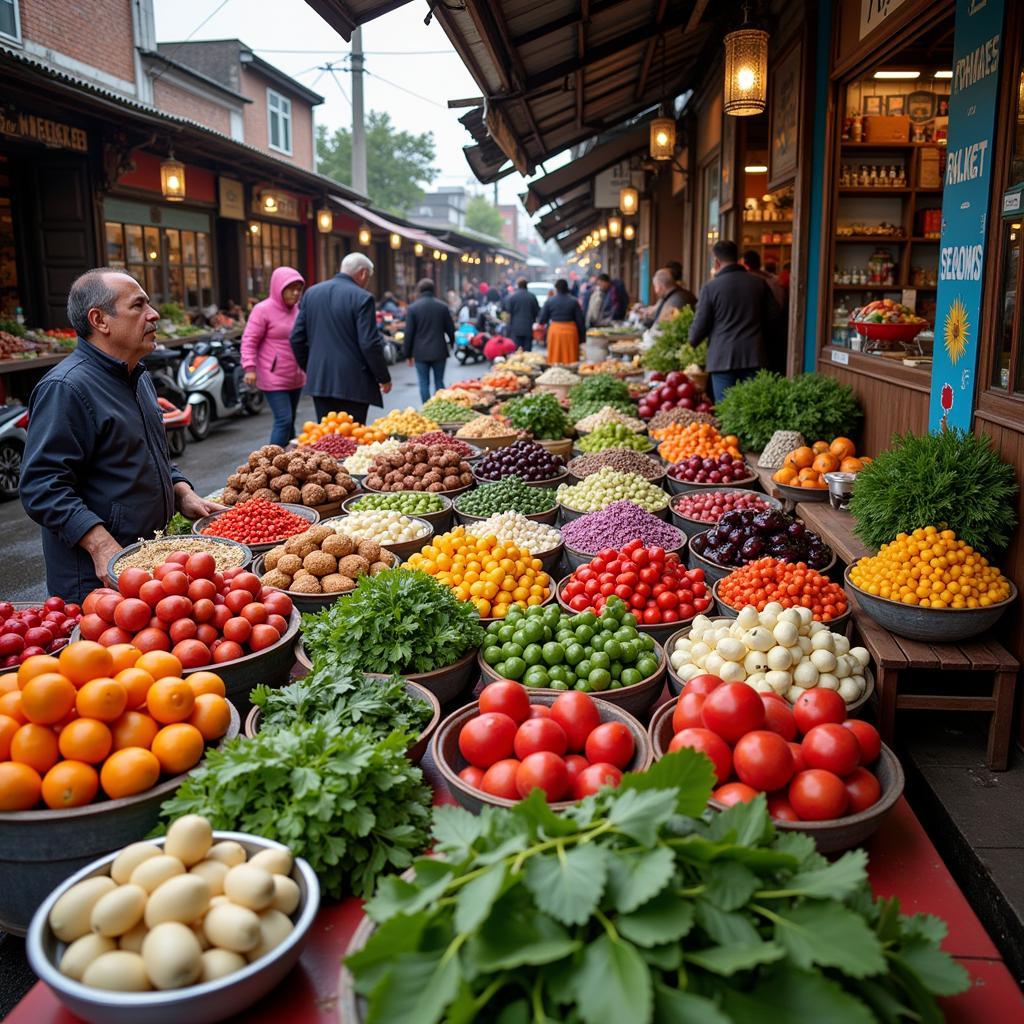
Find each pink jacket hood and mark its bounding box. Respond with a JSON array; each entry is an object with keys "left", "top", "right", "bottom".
[
  {"left": 268, "top": 266, "right": 305, "bottom": 310},
  {"left": 240, "top": 266, "right": 306, "bottom": 391}
]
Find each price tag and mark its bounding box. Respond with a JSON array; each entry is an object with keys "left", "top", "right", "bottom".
[{"left": 831, "top": 349, "right": 850, "bottom": 365}]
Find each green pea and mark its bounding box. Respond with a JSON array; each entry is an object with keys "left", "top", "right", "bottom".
[
  {"left": 564, "top": 643, "right": 585, "bottom": 666},
  {"left": 542, "top": 642, "right": 565, "bottom": 665},
  {"left": 620, "top": 667, "right": 642, "bottom": 686},
  {"left": 483, "top": 645, "right": 503, "bottom": 666},
  {"left": 588, "top": 668, "right": 611, "bottom": 690},
  {"left": 503, "top": 657, "right": 526, "bottom": 680}
]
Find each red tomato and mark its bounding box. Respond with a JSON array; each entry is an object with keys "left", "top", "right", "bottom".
[
  {"left": 801, "top": 723, "right": 860, "bottom": 776},
  {"left": 117, "top": 568, "right": 152, "bottom": 599},
  {"left": 514, "top": 718, "right": 567, "bottom": 759},
  {"left": 210, "top": 605, "right": 233, "bottom": 631},
  {"left": 682, "top": 673, "right": 724, "bottom": 698},
  {"left": 713, "top": 782, "right": 760, "bottom": 807},
  {"left": 98, "top": 626, "right": 132, "bottom": 646},
  {"left": 672, "top": 692, "right": 706, "bottom": 732},
  {"left": 585, "top": 721, "right": 635, "bottom": 769},
  {"left": 843, "top": 767, "right": 881, "bottom": 813},
  {"left": 213, "top": 640, "right": 244, "bottom": 663},
  {"left": 701, "top": 681, "right": 766, "bottom": 744},
  {"left": 95, "top": 593, "right": 123, "bottom": 624},
  {"left": 550, "top": 691, "right": 601, "bottom": 751},
  {"left": 138, "top": 580, "right": 166, "bottom": 608},
  {"left": 573, "top": 762, "right": 623, "bottom": 799},
  {"left": 842, "top": 720, "right": 881, "bottom": 764},
  {"left": 241, "top": 603, "right": 268, "bottom": 626},
  {"left": 173, "top": 638, "right": 212, "bottom": 669},
  {"left": 224, "top": 590, "right": 250, "bottom": 615},
  {"left": 132, "top": 627, "right": 171, "bottom": 652},
  {"left": 249, "top": 624, "right": 280, "bottom": 651},
  {"left": 564, "top": 754, "right": 589, "bottom": 790},
  {"left": 192, "top": 598, "right": 215, "bottom": 624},
  {"left": 222, "top": 616, "right": 252, "bottom": 644},
  {"left": 459, "top": 712, "right": 517, "bottom": 768},
  {"left": 733, "top": 730, "right": 795, "bottom": 792},
  {"left": 479, "top": 758, "right": 520, "bottom": 799},
  {"left": 766, "top": 794, "right": 801, "bottom": 821},
  {"left": 527, "top": 705, "right": 552, "bottom": 720},
  {"left": 267, "top": 614, "right": 288, "bottom": 635},
  {"left": 113, "top": 599, "right": 150, "bottom": 633},
  {"left": 792, "top": 689, "right": 847, "bottom": 734},
  {"left": 155, "top": 595, "right": 192, "bottom": 625},
  {"left": 78, "top": 614, "right": 106, "bottom": 641},
  {"left": 82, "top": 589, "right": 116, "bottom": 616},
  {"left": 788, "top": 741, "right": 807, "bottom": 775},
  {"left": 515, "top": 751, "right": 569, "bottom": 801},
  {"left": 478, "top": 681, "right": 530, "bottom": 724},
  {"left": 188, "top": 579, "right": 217, "bottom": 603},
  {"left": 160, "top": 570, "right": 189, "bottom": 597},
  {"left": 195, "top": 624, "right": 219, "bottom": 647},
  {"left": 458, "top": 765, "right": 485, "bottom": 789},
  {"left": 761, "top": 697, "right": 797, "bottom": 741},
  {"left": 669, "top": 727, "right": 732, "bottom": 784},
  {"left": 788, "top": 769, "right": 848, "bottom": 821},
  {"left": 263, "top": 592, "right": 293, "bottom": 618},
  {"left": 169, "top": 619, "right": 198, "bottom": 644},
  {"left": 185, "top": 552, "right": 216, "bottom": 580},
  {"left": 167, "top": 550, "right": 191, "bottom": 565},
  {"left": 232, "top": 573, "right": 262, "bottom": 597}
]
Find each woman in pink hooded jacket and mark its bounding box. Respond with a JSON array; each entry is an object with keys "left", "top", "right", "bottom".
[{"left": 241, "top": 266, "right": 306, "bottom": 446}]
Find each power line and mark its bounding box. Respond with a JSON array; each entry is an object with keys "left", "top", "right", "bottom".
[
  {"left": 326, "top": 66, "right": 351, "bottom": 107},
  {"left": 252, "top": 48, "right": 456, "bottom": 55},
  {"left": 364, "top": 69, "right": 447, "bottom": 110},
  {"left": 152, "top": 0, "right": 234, "bottom": 85}
]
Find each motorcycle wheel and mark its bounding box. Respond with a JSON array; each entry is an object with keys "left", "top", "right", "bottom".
[
  {"left": 0, "top": 439, "right": 23, "bottom": 500},
  {"left": 242, "top": 391, "right": 264, "bottom": 416},
  {"left": 167, "top": 428, "right": 187, "bottom": 457},
  {"left": 188, "top": 398, "right": 211, "bottom": 440},
  {"left": 456, "top": 350, "right": 467, "bottom": 364}
]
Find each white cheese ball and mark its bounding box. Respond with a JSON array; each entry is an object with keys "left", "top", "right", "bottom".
[
  {"left": 851, "top": 674, "right": 866, "bottom": 693},
  {"left": 704, "top": 652, "right": 726, "bottom": 677},
  {"left": 719, "top": 660, "right": 746, "bottom": 683},
  {"left": 794, "top": 606, "right": 814, "bottom": 627},
  {"left": 807, "top": 620, "right": 828, "bottom": 635},
  {"left": 772, "top": 621, "right": 799, "bottom": 648},
  {"left": 793, "top": 660, "right": 820, "bottom": 688},
  {"left": 834, "top": 655, "right": 854, "bottom": 680},
  {"left": 766, "top": 670, "right": 792, "bottom": 694},
  {"left": 766, "top": 646, "right": 793, "bottom": 672},
  {"left": 817, "top": 672, "right": 840, "bottom": 690},
  {"left": 736, "top": 606, "right": 761, "bottom": 630},
  {"left": 786, "top": 684, "right": 808, "bottom": 703},
  {"left": 838, "top": 677, "right": 863, "bottom": 703},
  {"left": 745, "top": 671, "right": 767, "bottom": 691},
  {"left": 758, "top": 610, "right": 779, "bottom": 629},
  {"left": 810, "top": 649, "right": 837, "bottom": 673},
  {"left": 690, "top": 641, "right": 711, "bottom": 663},
  {"left": 850, "top": 646, "right": 870, "bottom": 669},
  {"left": 716, "top": 637, "right": 746, "bottom": 663},
  {"left": 677, "top": 663, "right": 702, "bottom": 682},
  {"left": 797, "top": 636, "right": 813, "bottom": 655},
  {"left": 833, "top": 634, "right": 851, "bottom": 656},
  {"left": 810, "top": 630, "right": 835, "bottom": 653},
  {"left": 743, "top": 650, "right": 768, "bottom": 675},
  {"left": 763, "top": 601, "right": 784, "bottom": 618},
  {"left": 744, "top": 627, "right": 775, "bottom": 653},
  {"left": 777, "top": 608, "right": 802, "bottom": 628}
]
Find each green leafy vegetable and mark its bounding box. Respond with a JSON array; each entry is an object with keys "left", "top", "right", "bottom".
[
  {"left": 301, "top": 567, "right": 486, "bottom": 675},
  {"left": 348, "top": 750, "right": 968, "bottom": 1023},
  {"left": 164, "top": 513, "right": 193, "bottom": 535},
  {"left": 160, "top": 720, "right": 432, "bottom": 898},
  {"left": 849, "top": 428, "right": 1018, "bottom": 554},
  {"left": 642, "top": 308, "right": 705, "bottom": 372},
  {"left": 568, "top": 373, "right": 632, "bottom": 407},
  {"left": 502, "top": 391, "right": 570, "bottom": 440}
]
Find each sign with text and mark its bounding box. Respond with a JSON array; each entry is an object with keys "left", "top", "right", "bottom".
[
  {"left": 859, "top": 0, "right": 909, "bottom": 40},
  {"left": 0, "top": 105, "right": 87, "bottom": 152},
  {"left": 593, "top": 162, "right": 632, "bottom": 208},
  {"left": 929, "top": 0, "right": 1005, "bottom": 432}
]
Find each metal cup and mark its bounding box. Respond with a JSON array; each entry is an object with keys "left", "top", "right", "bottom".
[{"left": 824, "top": 471, "right": 857, "bottom": 511}]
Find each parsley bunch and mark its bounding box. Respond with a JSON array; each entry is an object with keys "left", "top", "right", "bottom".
[
  {"left": 568, "top": 373, "right": 632, "bottom": 406},
  {"left": 503, "top": 391, "right": 570, "bottom": 440},
  {"left": 347, "top": 751, "right": 967, "bottom": 1023}
]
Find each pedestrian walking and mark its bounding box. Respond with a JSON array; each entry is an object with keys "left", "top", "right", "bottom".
[
  {"left": 403, "top": 278, "right": 456, "bottom": 402},
  {"left": 289, "top": 252, "right": 392, "bottom": 424},
  {"left": 20, "top": 268, "right": 221, "bottom": 601},
  {"left": 502, "top": 277, "right": 540, "bottom": 351},
  {"left": 240, "top": 266, "right": 306, "bottom": 447},
  {"left": 596, "top": 273, "right": 629, "bottom": 322},
  {"left": 538, "top": 279, "right": 585, "bottom": 365},
  {"left": 689, "top": 240, "right": 782, "bottom": 402}
]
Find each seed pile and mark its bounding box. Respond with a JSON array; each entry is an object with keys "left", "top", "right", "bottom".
[
  {"left": 567, "top": 449, "right": 663, "bottom": 480},
  {"left": 574, "top": 406, "right": 646, "bottom": 434},
  {"left": 560, "top": 500, "right": 684, "bottom": 553}
]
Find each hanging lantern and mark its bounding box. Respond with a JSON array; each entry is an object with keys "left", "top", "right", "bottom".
[
  {"left": 619, "top": 185, "right": 639, "bottom": 215},
  {"left": 389, "top": 232, "right": 402, "bottom": 250},
  {"left": 440, "top": 253, "right": 448, "bottom": 261},
  {"left": 724, "top": 5, "right": 769, "bottom": 116},
  {"left": 623, "top": 224, "right": 636, "bottom": 241},
  {"left": 261, "top": 191, "right": 279, "bottom": 214},
  {"left": 432, "top": 249, "right": 441, "bottom": 260},
  {"left": 248, "top": 222, "right": 261, "bottom": 236},
  {"left": 649, "top": 116, "right": 676, "bottom": 161},
  {"left": 414, "top": 242, "right": 424, "bottom": 257},
  {"left": 316, "top": 207, "right": 333, "bottom": 234},
  {"left": 608, "top": 215, "right": 622, "bottom": 239},
  {"left": 599, "top": 226, "right": 609, "bottom": 241},
  {"left": 160, "top": 152, "right": 186, "bottom": 202},
  {"left": 358, "top": 226, "right": 372, "bottom": 246}
]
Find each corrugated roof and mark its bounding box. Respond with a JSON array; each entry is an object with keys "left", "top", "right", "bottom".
[{"left": 302, "top": 0, "right": 414, "bottom": 41}]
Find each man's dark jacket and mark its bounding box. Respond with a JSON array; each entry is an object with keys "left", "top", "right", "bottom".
[
  {"left": 689, "top": 264, "right": 782, "bottom": 372},
  {"left": 20, "top": 337, "right": 188, "bottom": 602},
  {"left": 502, "top": 288, "right": 540, "bottom": 339},
  {"left": 290, "top": 272, "right": 391, "bottom": 405},
  {"left": 401, "top": 292, "right": 456, "bottom": 362}
]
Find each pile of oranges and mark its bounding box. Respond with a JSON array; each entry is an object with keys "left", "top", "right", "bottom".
[
  {"left": 0, "top": 642, "right": 231, "bottom": 812},
  {"left": 772, "top": 438, "right": 868, "bottom": 490},
  {"left": 849, "top": 526, "right": 1012, "bottom": 609},
  {"left": 296, "top": 410, "right": 388, "bottom": 447},
  {"left": 653, "top": 422, "right": 741, "bottom": 464},
  {"left": 404, "top": 528, "right": 550, "bottom": 619}
]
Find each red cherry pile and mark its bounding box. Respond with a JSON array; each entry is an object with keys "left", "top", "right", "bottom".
[
  {"left": 667, "top": 676, "right": 883, "bottom": 821},
  {"left": 560, "top": 540, "right": 712, "bottom": 624},
  {"left": 456, "top": 682, "right": 634, "bottom": 803},
  {"left": 0, "top": 598, "right": 82, "bottom": 667},
  {"left": 308, "top": 435, "right": 358, "bottom": 459},
  {"left": 668, "top": 453, "right": 751, "bottom": 484},
  {"left": 672, "top": 489, "right": 772, "bottom": 525},
  {"left": 79, "top": 553, "right": 294, "bottom": 667},
  {"left": 201, "top": 497, "right": 311, "bottom": 546},
  {"left": 638, "top": 371, "right": 713, "bottom": 420}
]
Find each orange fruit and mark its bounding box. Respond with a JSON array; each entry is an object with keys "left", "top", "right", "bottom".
[
  {"left": 110, "top": 711, "right": 160, "bottom": 751},
  {"left": 107, "top": 644, "right": 143, "bottom": 674},
  {"left": 20, "top": 672, "right": 77, "bottom": 725},
  {"left": 58, "top": 642, "right": 114, "bottom": 687},
  {"left": 41, "top": 760, "right": 99, "bottom": 809},
  {"left": 188, "top": 693, "right": 231, "bottom": 740},
  {"left": 798, "top": 467, "right": 819, "bottom": 483},
  {"left": 186, "top": 672, "right": 226, "bottom": 698},
  {"left": 151, "top": 723, "right": 205, "bottom": 775},
  {"left": 0, "top": 672, "right": 19, "bottom": 695},
  {"left": 811, "top": 440, "right": 830, "bottom": 455},
  {"left": 0, "top": 714, "right": 19, "bottom": 760},
  {"left": 812, "top": 452, "right": 839, "bottom": 475},
  {"left": 772, "top": 466, "right": 798, "bottom": 485},
  {"left": 801, "top": 477, "right": 827, "bottom": 489},
  {"left": 100, "top": 747, "right": 161, "bottom": 799},
  {"left": 75, "top": 678, "right": 128, "bottom": 723},
  {"left": 10, "top": 723, "right": 60, "bottom": 773},
  {"left": 830, "top": 437, "right": 856, "bottom": 460},
  {"left": 0, "top": 690, "right": 26, "bottom": 724},
  {"left": 0, "top": 761, "right": 42, "bottom": 811},
  {"left": 114, "top": 667, "right": 155, "bottom": 710},
  {"left": 146, "top": 678, "right": 195, "bottom": 724},
  {"left": 840, "top": 457, "right": 864, "bottom": 473},
  {"left": 135, "top": 651, "right": 183, "bottom": 682},
  {"left": 789, "top": 446, "right": 814, "bottom": 469},
  {"left": 58, "top": 718, "right": 113, "bottom": 764},
  {"left": 17, "top": 654, "right": 61, "bottom": 689}
]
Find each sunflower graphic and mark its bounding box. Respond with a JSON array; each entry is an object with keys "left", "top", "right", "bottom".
[{"left": 944, "top": 298, "right": 970, "bottom": 365}]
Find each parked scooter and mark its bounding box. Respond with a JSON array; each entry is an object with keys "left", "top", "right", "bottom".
[
  {"left": 176, "top": 331, "right": 264, "bottom": 441},
  {"left": 157, "top": 397, "right": 191, "bottom": 457},
  {"left": 0, "top": 403, "right": 27, "bottom": 500},
  {"left": 142, "top": 345, "right": 188, "bottom": 408},
  {"left": 453, "top": 323, "right": 486, "bottom": 364}
]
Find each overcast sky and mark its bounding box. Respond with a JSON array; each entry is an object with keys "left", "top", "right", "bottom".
[{"left": 154, "top": 0, "right": 566, "bottom": 232}]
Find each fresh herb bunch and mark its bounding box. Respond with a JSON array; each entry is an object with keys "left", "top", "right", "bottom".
[
  {"left": 163, "top": 513, "right": 193, "bottom": 535},
  {"left": 160, "top": 721, "right": 432, "bottom": 898},
  {"left": 301, "top": 567, "right": 486, "bottom": 675},
  {"left": 850, "top": 428, "right": 1018, "bottom": 554},
  {"left": 642, "top": 308, "right": 705, "bottom": 372},
  {"left": 250, "top": 665, "right": 433, "bottom": 737},
  {"left": 568, "top": 398, "right": 638, "bottom": 425},
  {"left": 568, "top": 373, "right": 632, "bottom": 407},
  {"left": 348, "top": 751, "right": 967, "bottom": 1024},
  {"left": 503, "top": 391, "right": 570, "bottom": 440},
  {"left": 716, "top": 372, "right": 862, "bottom": 452}
]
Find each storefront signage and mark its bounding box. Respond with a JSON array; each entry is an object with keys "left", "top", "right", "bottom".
[
  {"left": 929, "top": 0, "right": 1005, "bottom": 432},
  {"left": 218, "top": 177, "right": 245, "bottom": 220},
  {"left": 593, "top": 162, "right": 632, "bottom": 208},
  {"left": 859, "top": 0, "right": 909, "bottom": 40},
  {"left": 0, "top": 106, "right": 87, "bottom": 152}
]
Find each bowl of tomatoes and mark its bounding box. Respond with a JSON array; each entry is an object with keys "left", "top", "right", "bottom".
[{"left": 649, "top": 680, "right": 902, "bottom": 853}]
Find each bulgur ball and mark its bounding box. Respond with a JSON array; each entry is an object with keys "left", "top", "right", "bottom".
[
  {"left": 355, "top": 539, "right": 382, "bottom": 564},
  {"left": 321, "top": 533, "right": 354, "bottom": 558},
  {"left": 280, "top": 486, "right": 302, "bottom": 504},
  {"left": 291, "top": 575, "right": 322, "bottom": 594},
  {"left": 303, "top": 550, "right": 337, "bottom": 577},
  {"left": 260, "top": 569, "right": 292, "bottom": 590},
  {"left": 301, "top": 483, "right": 327, "bottom": 507},
  {"left": 306, "top": 524, "right": 334, "bottom": 544},
  {"left": 277, "top": 553, "right": 302, "bottom": 576},
  {"left": 337, "top": 554, "right": 370, "bottom": 578},
  {"left": 321, "top": 573, "right": 355, "bottom": 593},
  {"left": 264, "top": 546, "right": 286, "bottom": 570}
]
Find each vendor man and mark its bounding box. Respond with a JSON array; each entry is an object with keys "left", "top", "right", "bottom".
[{"left": 20, "top": 268, "right": 222, "bottom": 602}]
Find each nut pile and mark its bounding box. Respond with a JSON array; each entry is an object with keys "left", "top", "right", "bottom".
[
  {"left": 535, "top": 367, "right": 580, "bottom": 385},
  {"left": 758, "top": 430, "right": 806, "bottom": 470},
  {"left": 567, "top": 449, "right": 664, "bottom": 481},
  {"left": 574, "top": 405, "right": 646, "bottom": 434},
  {"left": 455, "top": 415, "right": 525, "bottom": 440},
  {"left": 464, "top": 511, "right": 561, "bottom": 554},
  {"left": 342, "top": 439, "right": 403, "bottom": 475},
  {"left": 365, "top": 443, "right": 473, "bottom": 493},
  {"left": 369, "top": 408, "right": 438, "bottom": 436},
  {"left": 113, "top": 538, "right": 247, "bottom": 575},
  {"left": 222, "top": 446, "right": 356, "bottom": 508},
  {"left": 646, "top": 407, "right": 717, "bottom": 432},
  {"left": 455, "top": 477, "right": 556, "bottom": 518},
  {"left": 556, "top": 467, "right": 670, "bottom": 514},
  {"left": 261, "top": 525, "right": 394, "bottom": 594},
  {"left": 350, "top": 492, "right": 446, "bottom": 516},
  {"left": 408, "top": 431, "right": 478, "bottom": 457},
  {"left": 474, "top": 440, "right": 565, "bottom": 482},
  {"left": 334, "top": 509, "right": 430, "bottom": 546},
  {"left": 307, "top": 435, "right": 358, "bottom": 460}
]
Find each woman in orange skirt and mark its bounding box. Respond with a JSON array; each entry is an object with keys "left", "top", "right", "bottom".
[{"left": 538, "top": 278, "right": 585, "bottom": 365}]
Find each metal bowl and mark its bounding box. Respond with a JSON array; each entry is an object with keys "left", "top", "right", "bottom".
[
  {"left": 453, "top": 432, "right": 521, "bottom": 451},
  {"left": 192, "top": 504, "right": 320, "bottom": 555},
  {"left": 107, "top": 537, "right": 252, "bottom": 585},
  {"left": 26, "top": 829, "right": 319, "bottom": 1024},
  {"left": 534, "top": 437, "right": 574, "bottom": 461},
  {"left": 844, "top": 566, "right": 1017, "bottom": 642},
  {"left": 665, "top": 471, "right": 758, "bottom": 495},
  {"left": 669, "top": 489, "right": 783, "bottom": 539},
  {"left": 340, "top": 491, "right": 453, "bottom": 533},
  {"left": 773, "top": 480, "right": 830, "bottom": 503}
]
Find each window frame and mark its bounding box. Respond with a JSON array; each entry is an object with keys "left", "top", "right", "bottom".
[
  {"left": 0, "top": 0, "right": 21, "bottom": 44},
  {"left": 267, "top": 88, "right": 293, "bottom": 156}
]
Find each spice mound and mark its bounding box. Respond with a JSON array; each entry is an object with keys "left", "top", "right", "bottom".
[
  {"left": 113, "top": 536, "right": 247, "bottom": 575},
  {"left": 560, "top": 499, "right": 684, "bottom": 553},
  {"left": 201, "top": 498, "right": 311, "bottom": 545}
]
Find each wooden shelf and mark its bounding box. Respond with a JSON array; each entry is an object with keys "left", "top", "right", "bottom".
[
  {"left": 911, "top": 236, "right": 941, "bottom": 242},
  {"left": 836, "top": 235, "right": 907, "bottom": 243},
  {"left": 839, "top": 187, "right": 912, "bottom": 195},
  {"left": 832, "top": 282, "right": 936, "bottom": 291},
  {"left": 841, "top": 141, "right": 945, "bottom": 149}
]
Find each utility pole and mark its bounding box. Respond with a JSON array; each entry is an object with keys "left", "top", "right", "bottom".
[{"left": 351, "top": 26, "right": 367, "bottom": 195}]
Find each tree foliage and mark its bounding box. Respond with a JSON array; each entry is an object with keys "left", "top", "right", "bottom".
[
  {"left": 465, "top": 194, "right": 504, "bottom": 239},
  {"left": 316, "top": 111, "right": 438, "bottom": 215}
]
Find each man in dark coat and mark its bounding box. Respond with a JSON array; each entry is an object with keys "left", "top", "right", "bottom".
[
  {"left": 20, "top": 268, "right": 221, "bottom": 602},
  {"left": 501, "top": 277, "right": 540, "bottom": 351},
  {"left": 402, "top": 278, "right": 456, "bottom": 403},
  {"left": 689, "top": 240, "right": 782, "bottom": 403},
  {"left": 290, "top": 252, "right": 392, "bottom": 424},
  {"left": 596, "top": 273, "right": 629, "bottom": 322}
]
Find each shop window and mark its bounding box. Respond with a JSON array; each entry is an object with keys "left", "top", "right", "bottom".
[
  {"left": 0, "top": 0, "right": 20, "bottom": 43},
  {"left": 246, "top": 222, "right": 299, "bottom": 300},
  {"left": 701, "top": 159, "right": 721, "bottom": 281},
  {"left": 267, "top": 90, "right": 292, "bottom": 155}
]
